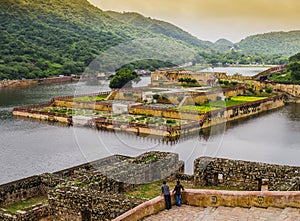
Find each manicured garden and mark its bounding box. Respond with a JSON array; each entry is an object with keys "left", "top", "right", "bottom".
[
  {"left": 179, "top": 95, "right": 269, "bottom": 114},
  {"left": 70, "top": 94, "right": 108, "bottom": 102}
]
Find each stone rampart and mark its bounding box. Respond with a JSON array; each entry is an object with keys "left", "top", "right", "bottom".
[
  {"left": 194, "top": 157, "right": 300, "bottom": 191},
  {"left": 114, "top": 189, "right": 300, "bottom": 220},
  {"left": 182, "top": 189, "right": 300, "bottom": 209}
]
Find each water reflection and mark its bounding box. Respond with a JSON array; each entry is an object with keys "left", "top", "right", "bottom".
[{"left": 0, "top": 77, "right": 300, "bottom": 184}]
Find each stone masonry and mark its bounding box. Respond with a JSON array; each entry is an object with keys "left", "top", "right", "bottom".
[{"left": 194, "top": 157, "right": 300, "bottom": 191}]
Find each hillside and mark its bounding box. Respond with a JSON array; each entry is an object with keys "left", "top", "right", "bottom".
[
  {"left": 213, "top": 38, "right": 234, "bottom": 52},
  {"left": 0, "top": 0, "right": 198, "bottom": 80},
  {"left": 106, "top": 11, "right": 213, "bottom": 51},
  {"left": 236, "top": 31, "right": 300, "bottom": 56}
]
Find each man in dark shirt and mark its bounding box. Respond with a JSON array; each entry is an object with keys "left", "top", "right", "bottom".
[
  {"left": 172, "top": 180, "right": 184, "bottom": 206},
  {"left": 161, "top": 181, "right": 172, "bottom": 209}
]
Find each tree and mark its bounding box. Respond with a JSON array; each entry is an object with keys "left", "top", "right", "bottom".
[
  {"left": 109, "top": 68, "right": 140, "bottom": 89},
  {"left": 289, "top": 52, "right": 300, "bottom": 63},
  {"left": 288, "top": 62, "right": 300, "bottom": 80}
]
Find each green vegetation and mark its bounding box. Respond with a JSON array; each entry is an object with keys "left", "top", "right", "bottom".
[
  {"left": 109, "top": 68, "right": 140, "bottom": 89},
  {"left": 2, "top": 196, "right": 48, "bottom": 214},
  {"left": 179, "top": 105, "right": 219, "bottom": 114},
  {"left": 117, "top": 59, "right": 175, "bottom": 72},
  {"left": 198, "top": 50, "right": 288, "bottom": 66},
  {"left": 180, "top": 96, "right": 268, "bottom": 113},
  {"left": 2, "top": 0, "right": 299, "bottom": 81},
  {"left": 106, "top": 11, "right": 213, "bottom": 51},
  {"left": 0, "top": 0, "right": 199, "bottom": 80},
  {"left": 126, "top": 180, "right": 240, "bottom": 200},
  {"left": 178, "top": 77, "right": 197, "bottom": 84},
  {"left": 269, "top": 52, "right": 300, "bottom": 83},
  {"left": 72, "top": 94, "right": 108, "bottom": 102},
  {"left": 230, "top": 96, "right": 267, "bottom": 102},
  {"left": 236, "top": 31, "right": 300, "bottom": 57}
]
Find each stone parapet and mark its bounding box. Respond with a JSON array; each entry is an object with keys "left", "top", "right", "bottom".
[{"left": 194, "top": 157, "right": 300, "bottom": 191}]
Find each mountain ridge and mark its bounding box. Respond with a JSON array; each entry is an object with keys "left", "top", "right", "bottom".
[{"left": 1, "top": 0, "right": 300, "bottom": 80}]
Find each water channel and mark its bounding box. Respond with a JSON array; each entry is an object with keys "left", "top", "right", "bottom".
[{"left": 0, "top": 68, "right": 300, "bottom": 184}]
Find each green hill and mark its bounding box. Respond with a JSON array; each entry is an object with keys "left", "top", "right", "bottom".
[
  {"left": 213, "top": 38, "right": 234, "bottom": 52},
  {"left": 106, "top": 11, "right": 213, "bottom": 51},
  {"left": 235, "top": 31, "right": 300, "bottom": 56},
  {"left": 0, "top": 0, "right": 198, "bottom": 80}
]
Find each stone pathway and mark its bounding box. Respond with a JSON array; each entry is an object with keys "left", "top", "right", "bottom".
[
  {"left": 142, "top": 205, "right": 300, "bottom": 221},
  {"left": 142, "top": 205, "right": 206, "bottom": 221}
]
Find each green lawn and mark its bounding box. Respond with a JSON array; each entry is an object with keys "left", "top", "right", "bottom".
[
  {"left": 2, "top": 195, "right": 48, "bottom": 214},
  {"left": 126, "top": 180, "right": 241, "bottom": 200},
  {"left": 72, "top": 94, "right": 108, "bottom": 102},
  {"left": 230, "top": 96, "right": 267, "bottom": 102},
  {"left": 179, "top": 96, "right": 268, "bottom": 113}
]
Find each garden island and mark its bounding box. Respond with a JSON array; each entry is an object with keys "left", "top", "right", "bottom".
[{"left": 13, "top": 68, "right": 289, "bottom": 140}]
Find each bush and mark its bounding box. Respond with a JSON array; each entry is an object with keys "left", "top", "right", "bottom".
[
  {"left": 166, "top": 119, "right": 176, "bottom": 124},
  {"left": 177, "top": 96, "right": 184, "bottom": 102},
  {"left": 152, "top": 94, "right": 160, "bottom": 100},
  {"left": 265, "top": 88, "right": 273, "bottom": 93},
  {"left": 248, "top": 87, "right": 254, "bottom": 93}
]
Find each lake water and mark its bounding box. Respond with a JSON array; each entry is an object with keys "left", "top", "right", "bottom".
[
  {"left": 201, "top": 66, "right": 270, "bottom": 76},
  {"left": 1, "top": 71, "right": 300, "bottom": 184}
]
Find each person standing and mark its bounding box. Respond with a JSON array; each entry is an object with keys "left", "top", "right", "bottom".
[
  {"left": 173, "top": 180, "right": 184, "bottom": 206},
  {"left": 161, "top": 181, "right": 172, "bottom": 210}
]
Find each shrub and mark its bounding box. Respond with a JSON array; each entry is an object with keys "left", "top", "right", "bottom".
[
  {"left": 177, "top": 96, "right": 184, "bottom": 102},
  {"left": 223, "top": 80, "right": 229, "bottom": 85},
  {"left": 265, "top": 87, "right": 273, "bottom": 93},
  {"left": 166, "top": 119, "right": 176, "bottom": 124},
  {"left": 152, "top": 94, "right": 160, "bottom": 100},
  {"left": 248, "top": 87, "right": 254, "bottom": 93}
]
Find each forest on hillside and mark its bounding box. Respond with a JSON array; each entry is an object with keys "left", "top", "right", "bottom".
[{"left": 1, "top": 0, "right": 300, "bottom": 80}]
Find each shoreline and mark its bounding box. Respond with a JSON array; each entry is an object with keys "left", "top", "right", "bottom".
[{"left": 0, "top": 76, "right": 78, "bottom": 89}]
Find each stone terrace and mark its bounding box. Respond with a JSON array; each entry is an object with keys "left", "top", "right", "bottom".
[{"left": 142, "top": 205, "right": 300, "bottom": 221}]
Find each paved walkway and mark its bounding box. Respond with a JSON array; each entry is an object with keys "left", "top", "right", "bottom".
[
  {"left": 142, "top": 205, "right": 206, "bottom": 221},
  {"left": 142, "top": 205, "right": 300, "bottom": 221}
]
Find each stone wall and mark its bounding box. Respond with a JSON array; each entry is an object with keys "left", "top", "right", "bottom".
[
  {"left": 113, "top": 194, "right": 176, "bottom": 221},
  {"left": 0, "top": 176, "right": 46, "bottom": 207},
  {"left": 114, "top": 189, "right": 300, "bottom": 221},
  {"left": 0, "top": 204, "right": 51, "bottom": 221},
  {"left": 181, "top": 189, "right": 300, "bottom": 209},
  {"left": 0, "top": 79, "right": 38, "bottom": 88},
  {"left": 49, "top": 188, "right": 145, "bottom": 221},
  {"left": 201, "top": 94, "right": 285, "bottom": 128},
  {"left": 48, "top": 151, "right": 183, "bottom": 220},
  {"left": 151, "top": 70, "right": 224, "bottom": 86},
  {"left": 194, "top": 157, "right": 300, "bottom": 191},
  {"left": 253, "top": 81, "right": 300, "bottom": 98}
]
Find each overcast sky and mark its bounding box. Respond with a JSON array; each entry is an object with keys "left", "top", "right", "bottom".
[{"left": 88, "top": 0, "right": 300, "bottom": 43}]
